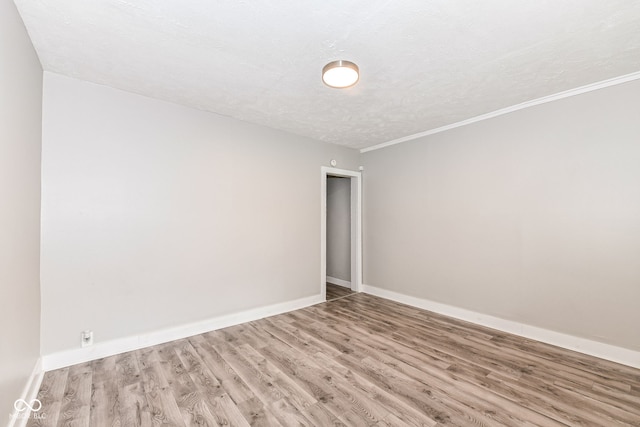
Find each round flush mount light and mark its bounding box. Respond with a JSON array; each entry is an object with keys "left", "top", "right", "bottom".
[{"left": 322, "top": 60, "right": 359, "bottom": 88}]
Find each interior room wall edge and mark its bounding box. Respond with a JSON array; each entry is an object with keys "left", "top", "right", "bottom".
[
  {"left": 363, "top": 285, "right": 640, "bottom": 369},
  {"left": 41, "top": 294, "right": 322, "bottom": 372},
  {"left": 6, "top": 359, "right": 43, "bottom": 427},
  {"left": 361, "top": 70, "right": 640, "bottom": 153},
  {"left": 326, "top": 276, "right": 351, "bottom": 288}
]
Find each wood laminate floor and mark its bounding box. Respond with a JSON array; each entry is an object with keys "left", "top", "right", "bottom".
[
  {"left": 326, "top": 283, "right": 354, "bottom": 301},
  {"left": 29, "top": 293, "right": 640, "bottom": 426}
]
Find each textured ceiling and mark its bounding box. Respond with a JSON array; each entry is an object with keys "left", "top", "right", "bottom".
[{"left": 15, "top": 0, "right": 640, "bottom": 149}]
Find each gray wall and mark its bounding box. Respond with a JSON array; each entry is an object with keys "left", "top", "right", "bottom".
[
  {"left": 7, "top": 10, "right": 639, "bottom": 372},
  {"left": 41, "top": 73, "right": 360, "bottom": 354},
  {"left": 327, "top": 177, "right": 351, "bottom": 282},
  {"left": 0, "top": 0, "right": 42, "bottom": 417},
  {"left": 362, "top": 79, "right": 640, "bottom": 351}
]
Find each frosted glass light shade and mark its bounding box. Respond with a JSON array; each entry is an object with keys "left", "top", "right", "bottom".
[{"left": 322, "top": 60, "right": 359, "bottom": 88}]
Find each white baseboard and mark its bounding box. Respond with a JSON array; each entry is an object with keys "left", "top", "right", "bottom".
[
  {"left": 327, "top": 276, "right": 351, "bottom": 288},
  {"left": 7, "top": 358, "right": 44, "bottom": 427},
  {"left": 42, "top": 294, "right": 323, "bottom": 372},
  {"left": 362, "top": 285, "right": 640, "bottom": 369}
]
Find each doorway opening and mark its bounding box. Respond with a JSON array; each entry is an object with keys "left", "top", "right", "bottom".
[{"left": 320, "top": 166, "right": 362, "bottom": 301}]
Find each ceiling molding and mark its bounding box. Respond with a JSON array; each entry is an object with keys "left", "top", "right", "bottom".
[
  {"left": 361, "top": 70, "right": 640, "bottom": 154},
  {"left": 18, "top": 1, "right": 640, "bottom": 150}
]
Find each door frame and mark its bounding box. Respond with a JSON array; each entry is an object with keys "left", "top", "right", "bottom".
[{"left": 320, "top": 166, "right": 362, "bottom": 301}]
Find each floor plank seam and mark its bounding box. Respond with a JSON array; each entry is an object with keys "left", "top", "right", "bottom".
[{"left": 326, "top": 293, "right": 358, "bottom": 303}]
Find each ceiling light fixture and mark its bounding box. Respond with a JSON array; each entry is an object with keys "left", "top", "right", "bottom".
[{"left": 322, "top": 60, "right": 359, "bottom": 89}]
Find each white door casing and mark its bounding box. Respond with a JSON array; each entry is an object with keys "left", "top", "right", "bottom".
[{"left": 320, "top": 166, "right": 362, "bottom": 301}]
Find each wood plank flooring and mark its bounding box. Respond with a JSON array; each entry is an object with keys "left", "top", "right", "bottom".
[
  {"left": 326, "top": 283, "right": 354, "bottom": 301},
  {"left": 29, "top": 293, "right": 640, "bottom": 426}
]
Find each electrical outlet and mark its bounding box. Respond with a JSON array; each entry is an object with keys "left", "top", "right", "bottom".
[{"left": 81, "top": 330, "right": 93, "bottom": 347}]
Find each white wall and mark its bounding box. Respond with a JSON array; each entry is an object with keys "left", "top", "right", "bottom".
[
  {"left": 0, "top": 0, "right": 42, "bottom": 417},
  {"left": 326, "top": 177, "right": 351, "bottom": 282},
  {"left": 362, "top": 79, "right": 640, "bottom": 352},
  {"left": 40, "top": 72, "right": 360, "bottom": 355}
]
